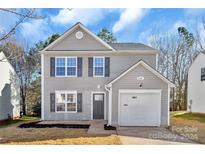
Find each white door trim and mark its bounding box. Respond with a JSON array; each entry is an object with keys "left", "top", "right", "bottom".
[
  {"left": 118, "top": 89, "right": 162, "bottom": 126},
  {"left": 91, "top": 91, "right": 106, "bottom": 120}
]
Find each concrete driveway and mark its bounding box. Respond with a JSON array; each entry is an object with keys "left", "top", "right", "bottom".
[{"left": 117, "top": 127, "right": 197, "bottom": 145}]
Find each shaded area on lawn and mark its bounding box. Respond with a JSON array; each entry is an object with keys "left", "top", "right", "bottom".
[
  {"left": 173, "top": 112, "right": 205, "bottom": 123},
  {"left": 171, "top": 112, "right": 205, "bottom": 144},
  {"left": 0, "top": 116, "right": 39, "bottom": 128}
]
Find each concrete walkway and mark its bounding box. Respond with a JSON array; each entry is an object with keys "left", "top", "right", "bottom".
[{"left": 87, "top": 120, "right": 116, "bottom": 135}]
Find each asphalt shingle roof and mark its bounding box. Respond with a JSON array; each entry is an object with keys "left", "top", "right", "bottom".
[{"left": 108, "top": 43, "right": 157, "bottom": 51}]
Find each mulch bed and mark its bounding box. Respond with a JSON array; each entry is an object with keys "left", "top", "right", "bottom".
[{"left": 19, "top": 121, "right": 90, "bottom": 129}]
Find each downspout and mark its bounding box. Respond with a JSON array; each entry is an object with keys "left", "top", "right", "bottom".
[{"left": 105, "top": 84, "right": 112, "bottom": 126}]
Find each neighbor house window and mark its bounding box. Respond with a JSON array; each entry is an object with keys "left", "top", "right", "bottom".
[
  {"left": 201, "top": 67, "right": 205, "bottom": 81},
  {"left": 56, "top": 91, "right": 77, "bottom": 112},
  {"left": 93, "top": 57, "right": 104, "bottom": 77},
  {"left": 55, "top": 57, "right": 77, "bottom": 77}
]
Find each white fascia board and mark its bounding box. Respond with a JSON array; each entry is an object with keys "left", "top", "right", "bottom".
[
  {"left": 39, "top": 50, "right": 158, "bottom": 55},
  {"left": 107, "top": 60, "right": 175, "bottom": 88}
]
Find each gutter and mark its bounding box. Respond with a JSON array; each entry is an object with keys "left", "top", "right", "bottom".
[{"left": 105, "top": 84, "right": 112, "bottom": 126}]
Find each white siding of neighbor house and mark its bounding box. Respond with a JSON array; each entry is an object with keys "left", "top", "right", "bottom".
[
  {"left": 188, "top": 53, "right": 205, "bottom": 113},
  {"left": 0, "top": 52, "right": 20, "bottom": 120}
]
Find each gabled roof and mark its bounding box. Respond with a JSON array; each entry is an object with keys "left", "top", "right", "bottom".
[
  {"left": 108, "top": 43, "right": 158, "bottom": 52},
  {"left": 106, "top": 60, "right": 175, "bottom": 87},
  {"left": 40, "top": 22, "right": 115, "bottom": 52}
]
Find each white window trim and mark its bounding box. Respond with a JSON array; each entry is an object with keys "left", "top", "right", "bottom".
[
  {"left": 55, "top": 90, "right": 77, "bottom": 113},
  {"left": 55, "top": 56, "right": 77, "bottom": 77},
  {"left": 93, "top": 56, "right": 105, "bottom": 77}
]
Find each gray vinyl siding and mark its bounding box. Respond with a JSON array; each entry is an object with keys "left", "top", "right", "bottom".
[
  {"left": 111, "top": 65, "right": 168, "bottom": 126},
  {"left": 43, "top": 53, "right": 157, "bottom": 121},
  {"left": 48, "top": 27, "right": 109, "bottom": 51}
]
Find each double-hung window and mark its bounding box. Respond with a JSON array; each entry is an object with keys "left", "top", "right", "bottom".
[
  {"left": 201, "top": 67, "right": 205, "bottom": 81},
  {"left": 67, "top": 57, "right": 77, "bottom": 76},
  {"left": 56, "top": 57, "right": 77, "bottom": 77},
  {"left": 56, "top": 91, "right": 77, "bottom": 112},
  {"left": 56, "top": 57, "right": 66, "bottom": 76},
  {"left": 93, "top": 57, "right": 105, "bottom": 77}
]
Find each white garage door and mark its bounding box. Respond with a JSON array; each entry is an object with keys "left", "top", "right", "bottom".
[{"left": 119, "top": 90, "right": 161, "bottom": 126}]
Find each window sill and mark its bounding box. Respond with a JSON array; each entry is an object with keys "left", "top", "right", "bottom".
[{"left": 55, "top": 111, "right": 77, "bottom": 113}]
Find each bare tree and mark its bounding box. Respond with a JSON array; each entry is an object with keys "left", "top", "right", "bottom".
[
  {"left": 0, "top": 9, "right": 44, "bottom": 42},
  {"left": 150, "top": 27, "right": 198, "bottom": 111},
  {"left": 195, "top": 18, "right": 205, "bottom": 53}
]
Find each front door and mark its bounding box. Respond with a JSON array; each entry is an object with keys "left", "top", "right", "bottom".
[{"left": 93, "top": 93, "right": 104, "bottom": 119}]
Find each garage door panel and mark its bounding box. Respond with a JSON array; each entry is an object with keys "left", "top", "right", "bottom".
[{"left": 119, "top": 90, "right": 161, "bottom": 126}]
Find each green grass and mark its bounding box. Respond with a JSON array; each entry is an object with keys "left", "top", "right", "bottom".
[
  {"left": 0, "top": 116, "right": 39, "bottom": 128},
  {"left": 173, "top": 112, "right": 205, "bottom": 123},
  {"left": 170, "top": 111, "right": 188, "bottom": 117}
]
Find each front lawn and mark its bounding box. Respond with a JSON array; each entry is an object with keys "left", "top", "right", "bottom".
[
  {"left": 0, "top": 116, "right": 121, "bottom": 145},
  {"left": 171, "top": 112, "right": 205, "bottom": 144},
  {"left": 0, "top": 116, "right": 39, "bottom": 128},
  {"left": 8, "top": 135, "right": 120, "bottom": 145}
]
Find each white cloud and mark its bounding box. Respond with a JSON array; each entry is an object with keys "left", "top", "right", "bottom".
[
  {"left": 51, "top": 9, "right": 109, "bottom": 26},
  {"left": 173, "top": 21, "right": 187, "bottom": 30},
  {"left": 19, "top": 19, "right": 51, "bottom": 46},
  {"left": 112, "top": 8, "right": 148, "bottom": 33}
]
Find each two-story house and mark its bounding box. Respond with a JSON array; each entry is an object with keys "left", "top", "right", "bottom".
[{"left": 40, "top": 22, "right": 175, "bottom": 127}]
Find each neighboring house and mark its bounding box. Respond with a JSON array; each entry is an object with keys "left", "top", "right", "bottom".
[
  {"left": 188, "top": 52, "right": 205, "bottom": 113},
  {"left": 0, "top": 51, "right": 20, "bottom": 120},
  {"left": 40, "top": 22, "right": 175, "bottom": 127}
]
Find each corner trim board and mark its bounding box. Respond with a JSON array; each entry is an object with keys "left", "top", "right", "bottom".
[{"left": 41, "top": 53, "right": 44, "bottom": 120}]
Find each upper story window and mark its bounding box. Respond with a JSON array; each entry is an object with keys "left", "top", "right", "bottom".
[
  {"left": 56, "top": 58, "right": 66, "bottom": 76},
  {"left": 55, "top": 57, "right": 77, "bottom": 77},
  {"left": 67, "top": 57, "right": 77, "bottom": 76},
  {"left": 201, "top": 67, "right": 205, "bottom": 81},
  {"left": 93, "top": 57, "right": 105, "bottom": 77}
]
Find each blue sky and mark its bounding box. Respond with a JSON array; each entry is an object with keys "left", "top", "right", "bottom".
[{"left": 1, "top": 8, "right": 205, "bottom": 47}]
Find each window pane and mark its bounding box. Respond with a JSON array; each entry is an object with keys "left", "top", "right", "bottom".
[
  {"left": 94, "top": 58, "right": 104, "bottom": 66},
  {"left": 67, "top": 67, "right": 76, "bottom": 76},
  {"left": 67, "top": 94, "right": 74, "bottom": 103},
  {"left": 95, "top": 67, "right": 103, "bottom": 76},
  {"left": 56, "top": 58, "right": 65, "bottom": 66},
  {"left": 94, "top": 94, "right": 103, "bottom": 101},
  {"left": 56, "top": 93, "right": 65, "bottom": 103},
  {"left": 57, "top": 103, "right": 65, "bottom": 112},
  {"left": 56, "top": 67, "right": 65, "bottom": 76},
  {"left": 67, "top": 103, "right": 76, "bottom": 111},
  {"left": 67, "top": 58, "right": 76, "bottom": 67}
]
